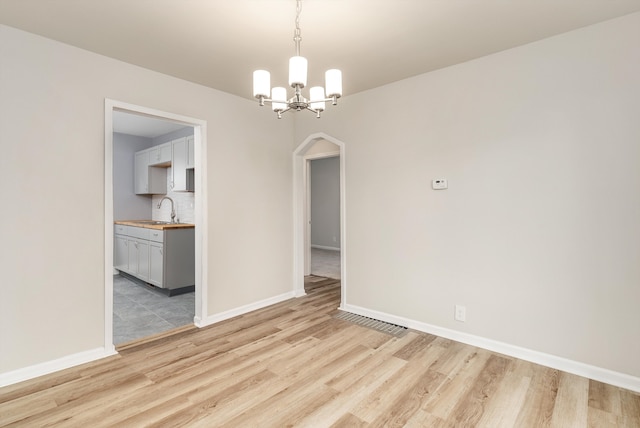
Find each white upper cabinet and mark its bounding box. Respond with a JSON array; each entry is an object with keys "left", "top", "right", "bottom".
[
  {"left": 134, "top": 134, "right": 194, "bottom": 194},
  {"left": 171, "top": 137, "right": 189, "bottom": 192},
  {"left": 149, "top": 142, "right": 172, "bottom": 166},
  {"left": 186, "top": 135, "right": 195, "bottom": 169},
  {"left": 134, "top": 149, "right": 166, "bottom": 195}
]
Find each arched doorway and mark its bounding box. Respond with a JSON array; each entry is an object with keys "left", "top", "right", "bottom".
[{"left": 293, "top": 133, "right": 347, "bottom": 309}]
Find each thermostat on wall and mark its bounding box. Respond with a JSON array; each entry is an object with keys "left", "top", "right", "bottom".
[{"left": 432, "top": 179, "right": 448, "bottom": 190}]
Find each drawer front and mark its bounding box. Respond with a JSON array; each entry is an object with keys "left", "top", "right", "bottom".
[
  {"left": 114, "top": 224, "right": 129, "bottom": 235},
  {"left": 149, "top": 230, "right": 164, "bottom": 243},
  {"left": 127, "top": 226, "right": 150, "bottom": 240}
]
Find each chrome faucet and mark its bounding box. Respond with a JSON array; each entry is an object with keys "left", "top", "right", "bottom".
[{"left": 157, "top": 196, "right": 176, "bottom": 223}]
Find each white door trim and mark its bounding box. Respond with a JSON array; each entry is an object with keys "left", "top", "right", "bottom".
[
  {"left": 104, "top": 99, "right": 208, "bottom": 352},
  {"left": 293, "top": 133, "right": 346, "bottom": 307}
]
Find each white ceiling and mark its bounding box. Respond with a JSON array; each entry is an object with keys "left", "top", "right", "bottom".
[
  {"left": 2, "top": 0, "right": 640, "bottom": 100},
  {"left": 112, "top": 111, "right": 190, "bottom": 138}
]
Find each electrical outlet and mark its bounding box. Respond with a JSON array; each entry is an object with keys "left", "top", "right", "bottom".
[{"left": 454, "top": 305, "right": 466, "bottom": 322}]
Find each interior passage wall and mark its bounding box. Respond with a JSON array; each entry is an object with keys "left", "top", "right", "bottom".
[
  {"left": 310, "top": 157, "right": 341, "bottom": 249},
  {"left": 295, "top": 12, "right": 640, "bottom": 377},
  {"left": 0, "top": 24, "right": 293, "bottom": 375},
  {"left": 113, "top": 132, "right": 154, "bottom": 220}
]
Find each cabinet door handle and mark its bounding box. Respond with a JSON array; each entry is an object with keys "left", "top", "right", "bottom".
[{"left": 160, "top": 249, "right": 163, "bottom": 255}]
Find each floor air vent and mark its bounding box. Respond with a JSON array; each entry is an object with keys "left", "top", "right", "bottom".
[{"left": 334, "top": 311, "right": 408, "bottom": 337}]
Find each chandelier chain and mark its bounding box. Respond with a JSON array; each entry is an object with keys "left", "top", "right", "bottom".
[{"left": 293, "top": 0, "right": 302, "bottom": 56}]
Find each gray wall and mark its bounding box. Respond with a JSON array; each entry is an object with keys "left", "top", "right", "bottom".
[
  {"left": 310, "top": 156, "right": 340, "bottom": 250},
  {"left": 113, "top": 132, "right": 154, "bottom": 220}
]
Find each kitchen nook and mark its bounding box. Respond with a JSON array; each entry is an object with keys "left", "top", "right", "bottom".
[{"left": 112, "top": 112, "right": 196, "bottom": 345}]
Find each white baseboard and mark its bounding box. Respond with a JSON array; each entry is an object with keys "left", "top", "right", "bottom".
[
  {"left": 1, "top": 291, "right": 297, "bottom": 387},
  {"left": 311, "top": 245, "right": 340, "bottom": 251},
  {"left": 341, "top": 303, "right": 640, "bottom": 393},
  {"left": 293, "top": 287, "right": 307, "bottom": 298},
  {"left": 196, "top": 291, "right": 296, "bottom": 328},
  {"left": 0, "top": 347, "right": 117, "bottom": 388}
]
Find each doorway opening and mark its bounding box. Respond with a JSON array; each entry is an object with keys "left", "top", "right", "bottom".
[
  {"left": 104, "top": 100, "right": 208, "bottom": 352},
  {"left": 308, "top": 155, "right": 341, "bottom": 279},
  {"left": 293, "top": 133, "right": 346, "bottom": 308}
]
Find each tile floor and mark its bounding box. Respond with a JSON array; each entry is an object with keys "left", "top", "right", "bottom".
[
  {"left": 113, "top": 247, "right": 341, "bottom": 345},
  {"left": 113, "top": 274, "right": 194, "bottom": 345},
  {"left": 311, "top": 247, "right": 341, "bottom": 279}
]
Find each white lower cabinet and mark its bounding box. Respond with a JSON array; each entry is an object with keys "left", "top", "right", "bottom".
[
  {"left": 114, "top": 225, "right": 194, "bottom": 290},
  {"left": 149, "top": 242, "right": 163, "bottom": 287},
  {"left": 117, "top": 230, "right": 150, "bottom": 280},
  {"left": 135, "top": 240, "right": 150, "bottom": 281},
  {"left": 114, "top": 234, "right": 129, "bottom": 272}
]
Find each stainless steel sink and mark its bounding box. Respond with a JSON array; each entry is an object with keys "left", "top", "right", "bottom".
[{"left": 132, "top": 220, "right": 173, "bottom": 225}]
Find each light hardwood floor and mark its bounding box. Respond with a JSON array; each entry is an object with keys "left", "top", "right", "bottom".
[{"left": 1, "top": 277, "right": 638, "bottom": 427}]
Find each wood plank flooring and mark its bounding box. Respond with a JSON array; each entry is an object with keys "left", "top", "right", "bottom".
[{"left": 1, "top": 276, "right": 639, "bottom": 427}]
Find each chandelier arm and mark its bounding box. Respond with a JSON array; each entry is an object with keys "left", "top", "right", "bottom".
[
  {"left": 276, "top": 106, "right": 291, "bottom": 119},
  {"left": 305, "top": 105, "right": 322, "bottom": 118},
  {"left": 258, "top": 95, "right": 337, "bottom": 110}
]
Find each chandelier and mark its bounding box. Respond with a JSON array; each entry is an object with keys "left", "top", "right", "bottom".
[{"left": 253, "top": 0, "right": 342, "bottom": 119}]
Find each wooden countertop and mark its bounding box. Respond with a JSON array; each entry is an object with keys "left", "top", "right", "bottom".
[{"left": 114, "top": 220, "right": 195, "bottom": 230}]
